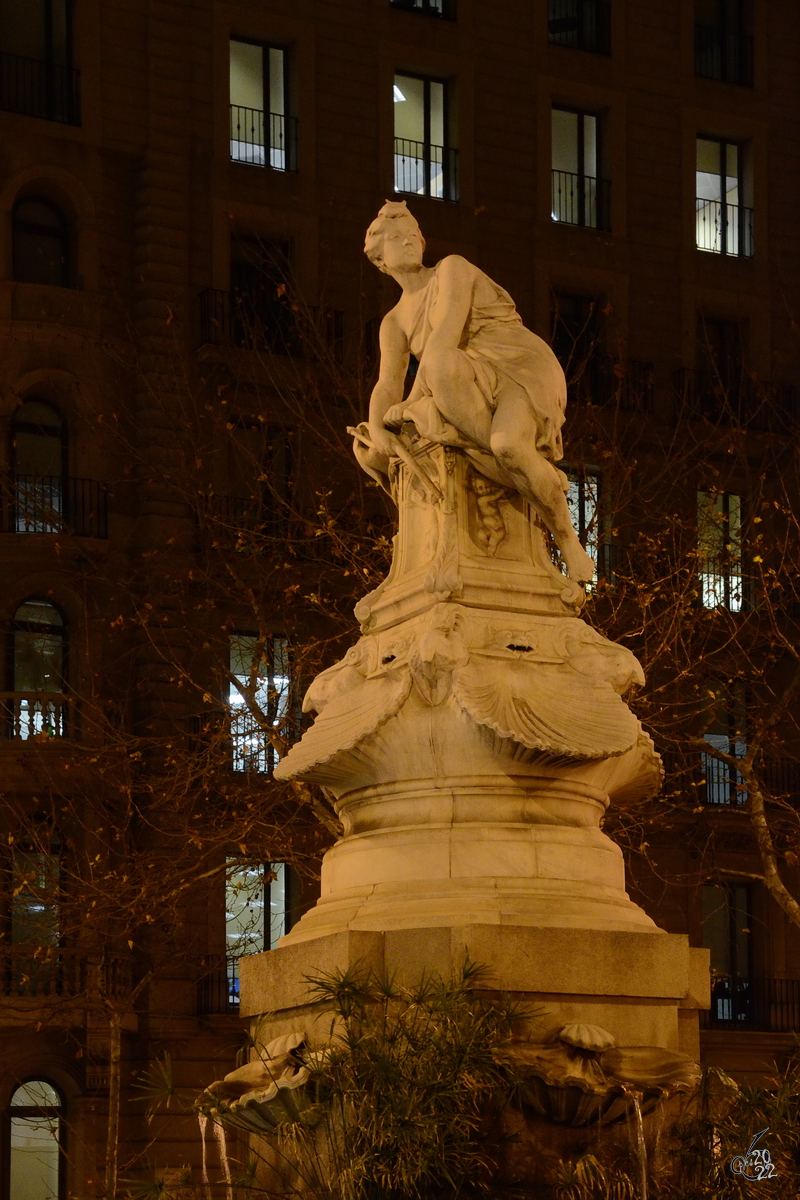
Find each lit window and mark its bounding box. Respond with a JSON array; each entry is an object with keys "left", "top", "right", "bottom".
[
  {"left": 229, "top": 40, "right": 295, "bottom": 170},
  {"left": 393, "top": 72, "right": 458, "bottom": 201},
  {"left": 566, "top": 471, "right": 600, "bottom": 585},
  {"left": 11, "top": 599, "right": 68, "bottom": 739},
  {"left": 696, "top": 137, "right": 753, "bottom": 257},
  {"left": 8, "top": 1080, "right": 64, "bottom": 1199},
  {"left": 12, "top": 199, "right": 70, "bottom": 287},
  {"left": 551, "top": 108, "right": 609, "bottom": 229},
  {"left": 701, "top": 682, "right": 747, "bottom": 806},
  {"left": 228, "top": 633, "right": 289, "bottom": 773},
  {"left": 697, "top": 490, "right": 743, "bottom": 610},
  {"left": 225, "top": 859, "right": 292, "bottom": 1004}
]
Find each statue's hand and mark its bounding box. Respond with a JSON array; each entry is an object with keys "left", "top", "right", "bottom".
[
  {"left": 368, "top": 420, "right": 399, "bottom": 460},
  {"left": 382, "top": 403, "right": 407, "bottom": 431}
]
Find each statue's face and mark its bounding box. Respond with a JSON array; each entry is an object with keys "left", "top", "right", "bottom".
[{"left": 380, "top": 219, "right": 423, "bottom": 272}]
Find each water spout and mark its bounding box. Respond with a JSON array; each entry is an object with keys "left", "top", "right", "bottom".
[
  {"left": 632, "top": 1093, "right": 648, "bottom": 1200},
  {"left": 197, "top": 1112, "right": 211, "bottom": 1198},
  {"left": 213, "top": 1116, "right": 234, "bottom": 1200}
]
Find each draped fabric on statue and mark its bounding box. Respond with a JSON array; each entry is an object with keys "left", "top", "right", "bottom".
[{"left": 402, "top": 259, "right": 567, "bottom": 470}]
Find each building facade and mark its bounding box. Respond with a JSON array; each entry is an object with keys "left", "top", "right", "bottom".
[{"left": 1, "top": 0, "right": 799, "bottom": 1193}]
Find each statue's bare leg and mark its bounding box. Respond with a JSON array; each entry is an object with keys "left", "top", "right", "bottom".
[{"left": 489, "top": 392, "right": 596, "bottom": 583}]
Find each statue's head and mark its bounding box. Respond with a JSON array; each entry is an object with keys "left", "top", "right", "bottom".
[{"left": 364, "top": 200, "right": 425, "bottom": 274}]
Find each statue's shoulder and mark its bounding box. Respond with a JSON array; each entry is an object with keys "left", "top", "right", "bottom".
[{"left": 436, "top": 253, "right": 476, "bottom": 275}]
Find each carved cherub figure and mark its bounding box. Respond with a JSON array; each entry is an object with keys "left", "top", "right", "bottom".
[{"left": 355, "top": 200, "right": 594, "bottom": 583}]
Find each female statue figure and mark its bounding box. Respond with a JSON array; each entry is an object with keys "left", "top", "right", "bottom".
[{"left": 356, "top": 200, "right": 594, "bottom": 583}]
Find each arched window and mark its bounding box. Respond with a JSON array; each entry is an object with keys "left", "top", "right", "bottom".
[
  {"left": 11, "top": 600, "right": 67, "bottom": 738},
  {"left": 8, "top": 1080, "right": 64, "bottom": 1199},
  {"left": 12, "top": 400, "right": 66, "bottom": 534},
  {"left": 12, "top": 199, "right": 70, "bottom": 287}
]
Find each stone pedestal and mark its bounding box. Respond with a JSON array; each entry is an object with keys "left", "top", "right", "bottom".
[
  {"left": 242, "top": 439, "right": 710, "bottom": 1132},
  {"left": 240, "top": 925, "right": 710, "bottom": 1063}
]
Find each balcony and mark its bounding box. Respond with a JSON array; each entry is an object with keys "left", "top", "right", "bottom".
[
  {"left": 199, "top": 289, "right": 343, "bottom": 360},
  {"left": 0, "top": 51, "right": 81, "bottom": 125},
  {"left": 390, "top": 0, "right": 456, "bottom": 16},
  {"left": 0, "top": 475, "right": 108, "bottom": 538},
  {"left": 672, "top": 368, "right": 755, "bottom": 425},
  {"left": 229, "top": 105, "right": 298, "bottom": 171},
  {"left": 195, "top": 954, "right": 241, "bottom": 1014},
  {"left": 661, "top": 752, "right": 800, "bottom": 808},
  {"left": 696, "top": 198, "right": 754, "bottom": 258},
  {"left": 695, "top": 25, "right": 753, "bottom": 86},
  {"left": 567, "top": 356, "right": 654, "bottom": 412},
  {"left": 0, "top": 949, "right": 131, "bottom": 1001},
  {"left": 551, "top": 170, "right": 610, "bottom": 231},
  {"left": 701, "top": 977, "right": 800, "bottom": 1032},
  {"left": 1, "top": 693, "right": 71, "bottom": 740},
  {"left": 548, "top": 0, "right": 611, "bottom": 55},
  {"left": 394, "top": 139, "right": 459, "bottom": 202}
]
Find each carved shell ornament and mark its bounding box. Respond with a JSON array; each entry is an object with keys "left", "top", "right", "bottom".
[{"left": 274, "top": 605, "right": 648, "bottom": 782}]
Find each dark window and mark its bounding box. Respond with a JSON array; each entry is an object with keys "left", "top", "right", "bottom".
[
  {"left": 390, "top": 0, "right": 456, "bottom": 17},
  {"left": 394, "top": 72, "right": 458, "bottom": 202},
  {"left": 229, "top": 39, "right": 296, "bottom": 170},
  {"left": 11, "top": 398, "right": 66, "bottom": 533},
  {"left": 548, "top": 0, "right": 610, "bottom": 55},
  {"left": 11, "top": 832, "right": 60, "bottom": 948},
  {"left": 702, "top": 884, "right": 752, "bottom": 1021},
  {"left": 551, "top": 293, "right": 602, "bottom": 375},
  {"left": 701, "top": 681, "right": 747, "bottom": 803},
  {"left": 0, "top": 0, "right": 80, "bottom": 124},
  {"left": 696, "top": 137, "right": 753, "bottom": 257},
  {"left": 695, "top": 0, "right": 753, "bottom": 85},
  {"left": 12, "top": 198, "right": 70, "bottom": 287},
  {"left": 551, "top": 108, "right": 609, "bottom": 230},
  {"left": 228, "top": 633, "right": 289, "bottom": 773},
  {"left": 7, "top": 1080, "right": 65, "bottom": 1199},
  {"left": 9, "top": 598, "right": 68, "bottom": 738},
  {"left": 230, "top": 238, "right": 299, "bottom": 355},
  {"left": 226, "top": 421, "right": 292, "bottom": 538}
]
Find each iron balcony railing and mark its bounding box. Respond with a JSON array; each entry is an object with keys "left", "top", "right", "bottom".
[
  {"left": 0, "top": 50, "right": 81, "bottom": 125},
  {"left": 390, "top": 0, "right": 456, "bottom": 15},
  {"left": 195, "top": 954, "right": 242, "bottom": 1014},
  {"left": 1, "top": 692, "right": 71, "bottom": 740},
  {"left": 551, "top": 169, "right": 610, "bottom": 231},
  {"left": 660, "top": 752, "right": 800, "bottom": 808},
  {"left": 1, "top": 474, "right": 108, "bottom": 538},
  {"left": 199, "top": 288, "right": 343, "bottom": 359},
  {"left": 696, "top": 197, "right": 754, "bottom": 258},
  {"left": 701, "top": 977, "right": 800, "bottom": 1032},
  {"left": 229, "top": 105, "right": 298, "bottom": 171},
  {"left": 0, "top": 949, "right": 131, "bottom": 1000},
  {"left": 394, "top": 138, "right": 459, "bottom": 202},
  {"left": 548, "top": 0, "right": 611, "bottom": 55},
  {"left": 567, "top": 356, "right": 654, "bottom": 412},
  {"left": 695, "top": 25, "right": 754, "bottom": 86}
]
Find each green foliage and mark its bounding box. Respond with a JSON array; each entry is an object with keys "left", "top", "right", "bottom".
[{"left": 249, "top": 956, "right": 538, "bottom": 1200}]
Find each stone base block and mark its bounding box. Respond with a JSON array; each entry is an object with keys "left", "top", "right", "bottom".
[{"left": 240, "top": 924, "right": 710, "bottom": 1060}]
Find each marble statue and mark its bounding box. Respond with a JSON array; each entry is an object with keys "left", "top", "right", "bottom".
[{"left": 354, "top": 200, "right": 594, "bottom": 583}]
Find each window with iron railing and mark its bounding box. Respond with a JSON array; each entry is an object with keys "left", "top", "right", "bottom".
[
  {"left": 551, "top": 108, "right": 609, "bottom": 230},
  {"left": 701, "top": 680, "right": 747, "bottom": 805},
  {"left": 695, "top": 0, "right": 753, "bottom": 85},
  {"left": 393, "top": 72, "right": 458, "bottom": 202},
  {"left": 701, "top": 883, "right": 752, "bottom": 1020},
  {"left": 696, "top": 137, "right": 753, "bottom": 257},
  {"left": 228, "top": 633, "right": 289, "bottom": 774},
  {"left": 390, "top": 0, "right": 456, "bottom": 16},
  {"left": 548, "top": 0, "right": 610, "bottom": 55},
  {"left": 0, "top": 0, "right": 80, "bottom": 124},
  {"left": 229, "top": 39, "right": 296, "bottom": 170},
  {"left": 6, "top": 598, "right": 70, "bottom": 740},
  {"left": 697, "top": 490, "right": 744, "bottom": 613}
]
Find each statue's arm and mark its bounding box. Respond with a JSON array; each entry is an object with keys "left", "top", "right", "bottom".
[
  {"left": 368, "top": 312, "right": 409, "bottom": 455},
  {"left": 423, "top": 255, "right": 475, "bottom": 354}
]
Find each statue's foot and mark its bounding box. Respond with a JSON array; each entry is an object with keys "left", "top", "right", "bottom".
[{"left": 563, "top": 545, "right": 596, "bottom": 583}]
